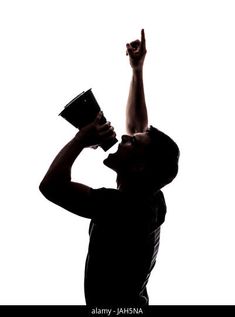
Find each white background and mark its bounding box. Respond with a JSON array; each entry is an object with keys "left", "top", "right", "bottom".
[{"left": 0, "top": 0, "right": 235, "bottom": 305}]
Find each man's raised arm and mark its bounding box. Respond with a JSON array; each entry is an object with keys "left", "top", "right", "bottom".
[{"left": 126, "top": 29, "right": 148, "bottom": 135}]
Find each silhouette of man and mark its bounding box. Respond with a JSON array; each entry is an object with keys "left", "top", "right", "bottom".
[{"left": 39, "top": 29, "right": 180, "bottom": 306}]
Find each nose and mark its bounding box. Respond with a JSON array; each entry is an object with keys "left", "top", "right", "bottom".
[{"left": 121, "top": 135, "right": 130, "bottom": 143}]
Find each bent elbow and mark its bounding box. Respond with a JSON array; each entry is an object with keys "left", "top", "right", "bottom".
[
  {"left": 39, "top": 179, "right": 50, "bottom": 197},
  {"left": 39, "top": 178, "right": 67, "bottom": 205},
  {"left": 39, "top": 182, "right": 56, "bottom": 205},
  {"left": 39, "top": 178, "right": 57, "bottom": 199}
]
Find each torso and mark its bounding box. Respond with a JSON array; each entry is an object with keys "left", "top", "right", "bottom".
[{"left": 84, "top": 188, "right": 166, "bottom": 306}]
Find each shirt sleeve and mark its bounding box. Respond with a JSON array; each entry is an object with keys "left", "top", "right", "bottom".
[{"left": 89, "top": 187, "right": 167, "bottom": 227}]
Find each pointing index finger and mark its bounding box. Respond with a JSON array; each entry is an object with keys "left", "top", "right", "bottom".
[{"left": 141, "top": 29, "right": 146, "bottom": 51}]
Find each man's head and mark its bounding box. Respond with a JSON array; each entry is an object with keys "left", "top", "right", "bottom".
[{"left": 103, "top": 126, "right": 180, "bottom": 192}]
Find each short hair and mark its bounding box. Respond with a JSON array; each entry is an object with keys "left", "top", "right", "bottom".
[{"left": 145, "top": 125, "right": 180, "bottom": 190}]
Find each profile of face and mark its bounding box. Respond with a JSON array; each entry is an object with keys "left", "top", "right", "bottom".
[{"left": 103, "top": 132, "right": 151, "bottom": 174}]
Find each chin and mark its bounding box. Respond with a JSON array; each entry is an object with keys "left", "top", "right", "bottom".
[
  {"left": 103, "top": 154, "right": 117, "bottom": 171},
  {"left": 103, "top": 157, "right": 109, "bottom": 167}
]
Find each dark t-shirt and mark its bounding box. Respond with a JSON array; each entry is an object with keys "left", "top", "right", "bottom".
[{"left": 84, "top": 187, "right": 166, "bottom": 306}]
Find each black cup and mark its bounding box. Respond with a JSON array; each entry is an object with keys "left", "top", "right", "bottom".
[{"left": 59, "top": 89, "right": 118, "bottom": 151}]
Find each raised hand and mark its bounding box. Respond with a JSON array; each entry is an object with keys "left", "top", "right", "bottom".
[{"left": 126, "top": 29, "right": 147, "bottom": 70}]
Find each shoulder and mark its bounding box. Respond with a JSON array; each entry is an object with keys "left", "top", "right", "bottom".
[
  {"left": 155, "top": 190, "right": 166, "bottom": 207},
  {"left": 153, "top": 190, "right": 167, "bottom": 226},
  {"left": 90, "top": 187, "right": 122, "bottom": 201}
]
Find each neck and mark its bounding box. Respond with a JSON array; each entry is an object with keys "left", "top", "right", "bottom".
[{"left": 116, "top": 173, "right": 153, "bottom": 195}]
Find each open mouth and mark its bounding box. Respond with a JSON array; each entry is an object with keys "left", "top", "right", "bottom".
[{"left": 106, "top": 142, "right": 120, "bottom": 155}]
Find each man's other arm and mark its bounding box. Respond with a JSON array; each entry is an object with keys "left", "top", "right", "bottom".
[{"left": 39, "top": 112, "right": 116, "bottom": 218}]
